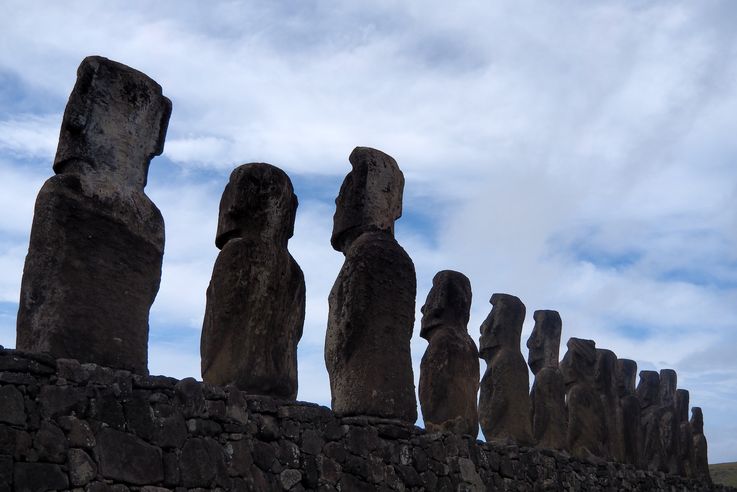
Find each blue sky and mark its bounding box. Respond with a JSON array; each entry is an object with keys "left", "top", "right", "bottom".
[{"left": 2, "top": 0, "right": 737, "bottom": 463}]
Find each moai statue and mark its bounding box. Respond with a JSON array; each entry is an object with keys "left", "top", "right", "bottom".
[
  {"left": 16, "top": 56, "right": 171, "bottom": 374},
  {"left": 526, "top": 310, "right": 567, "bottom": 450},
  {"left": 325, "top": 147, "right": 417, "bottom": 421},
  {"left": 595, "top": 349, "right": 623, "bottom": 462},
  {"left": 690, "top": 407, "right": 711, "bottom": 483},
  {"left": 638, "top": 370, "right": 666, "bottom": 472},
  {"left": 478, "top": 294, "right": 533, "bottom": 445},
  {"left": 616, "top": 359, "right": 642, "bottom": 468},
  {"left": 201, "top": 164, "right": 305, "bottom": 399},
  {"left": 559, "top": 338, "right": 607, "bottom": 460},
  {"left": 419, "top": 270, "right": 479, "bottom": 437},
  {"left": 659, "top": 369, "right": 680, "bottom": 475},
  {"left": 676, "top": 389, "right": 695, "bottom": 477}
]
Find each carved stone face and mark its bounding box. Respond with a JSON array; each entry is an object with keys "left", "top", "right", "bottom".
[
  {"left": 676, "top": 389, "right": 690, "bottom": 424},
  {"left": 215, "top": 163, "right": 297, "bottom": 249},
  {"left": 559, "top": 337, "right": 596, "bottom": 387},
  {"left": 420, "top": 270, "right": 472, "bottom": 340},
  {"left": 53, "top": 56, "right": 171, "bottom": 191},
  {"left": 659, "top": 369, "right": 677, "bottom": 407},
  {"left": 636, "top": 370, "right": 660, "bottom": 408},
  {"left": 616, "top": 359, "right": 637, "bottom": 397},
  {"left": 595, "top": 349, "right": 617, "bottom": 394},
  {"left": 479, "top": 293, "right": 525, "bottom": 360},
  {"left": 331, "top": 147, "right": 404, "bottom": 252},
  {"left": 526, "top": 310, "right": 561, "bottom": 374}
]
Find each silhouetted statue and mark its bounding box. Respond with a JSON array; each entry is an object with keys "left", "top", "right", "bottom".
[
  {"left": 690, "top": 407, "right": 711, "bottom": 483},
  {"left": 478, "top": 294, "right": 533, "bottom": 445},
  {"left": 201, "top": 163, "right": 305, "bottom": 399},
  {"left": 659, "top": 369, "right": 680, "bottom": 475},
  {"left": 419, "top": 270, "right": 479, "bottom": 436},
  {"left": 325, "top": 147, "right": 417, "bottom": 421},
  {"left": 526, "top": 310, "right": 566, "bottom": 449},
  {"left": 638, "top": 370, "right": 666, "bottom": 472},
  {"left": 595, "top": 349, "right": 622, "bottom": 462},
  {"left": 616, "top": 359, "right": 642, "bottom": 468},
  {"left": 560, "top": 338, "right": 606, "bottom": 460},
  {"left": 676, "top": 389, "right": 694, "bottom": 477},
  {"left": 16, "top": 56, "right": 171, "bottom": 374}
]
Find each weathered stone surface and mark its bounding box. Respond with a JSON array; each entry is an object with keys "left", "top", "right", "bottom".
[
  {"left": 33, "top": 421, "right": 67, "bottom": 463},
  {"left": 676, "top": 389, "right": 695, "bottom": 478},
  {"left": 16, "top": 55, "right": 171, "bottom": 374},
  {"left": 96, "top": 427, "right": 164, "bottom": 484},
  {"left": 201, "top": 163, "right": 305, "bottom": 399},
  {"left": 418, "top": 270, "right": 479, "bottom": 437},
  {"left": 13, "top": 462, "right": 68, "bottom": 492},
  {"left": 68, "top": 448, "right": 96, "bottom": 486},
  {"left": 180, "top": 437, "right": 229, "bottom": 487},
  {"left": 526, "top": 310, "right": 566, "bottom": 450},
  {"left": 478, "top": 294, "right": 533, "bottom": 445},
  {"left": 560, "top": 337, "right": 606, "bottom": 460},
  {"left": 616, "top": 358, "right": 641, "bottom": 468},
  {"left": 638, "top": 370, "right": 665, "bottom": 472},
  {"left": 595, "top": 348, "right": 623, "bottom": 462},
  {"left": 659, "top": 369, "right": 680, "bottom": 475},
  {"left": 691, "top": 406, "right": 711, "bottom": 483},
  {"left": 325, "top": 147, "right": 417, "bottom": 422},
  {"left": 0, "top": 385, "right": 25, "bottom": 426}
]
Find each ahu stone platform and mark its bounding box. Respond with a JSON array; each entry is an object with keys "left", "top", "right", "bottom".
[{"left": 0, "top": 347, "right": 731, "bottom": 492}]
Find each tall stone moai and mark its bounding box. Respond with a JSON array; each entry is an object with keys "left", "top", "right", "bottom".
[
  {"left": 16, "top": 56, "right": 171, "bottom": 375},
  {"left": 595, "top": 349, "right": 623, "bottom": 462},
  {"left": 419, "top": 270, "right": 479, "bottom": 437},
  {"left": 201, "top": 164, "right": 305, "bottom": 399},
  {"left": 478, "top": 294, "right": 533, "bottom": 445},
  {"left": 325, "top": 147, "right": 417, "bottom": 421},
  {"left": 526, "top": 310, "right": 567, "bottom": 450},
  {"left": 676, "top": 389, "right": 695, "bottom": 478},
  {"left": 559, "top": 338, "right": 607, "bottom": 460},
  {"left": 637, "top": 370, "right": 666, "bottom": 472},
  {"left": 659, "top": 369, "right": 680, "bottom": 475},
  {"left": 690, "top": 407, "right": 711, "bottom": 483},
  {"left": 616, "top": 359, "right": 642, "bottom": 468}
]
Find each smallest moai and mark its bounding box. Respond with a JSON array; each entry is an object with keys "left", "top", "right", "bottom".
[
  {"left": 616, "top": 359, "right": 642, "bottom": 468},
  {"left": 560, "top": 338, "right": 607, "bottom": 460},
  {"left": 638, "top": 370, "right": 666, "bottom": 472},
  {"left": 17, "top": 56, "right": 171, "bottom": 374},
  {"left": 478, "top": 294, "right": 533, "bottom": 445},
  {"left": 201, "top": 163, "right": 306, "bottom": 399},
  {"left": 595, "top": 349, "right": 623, "bottom": 462},
  {"left": 419, "top": 270, "right": 479, "bottom": 437},
  {"left": 676, "top": 389, "right": 695, "bottom": 478},
  {"left": 690, "top": 407, "right": 711, "bottom": 483},
  {"left": 659, "top": 369, "right": 680, "bottom": 475},
  {"left": 526, "top": 310, "right": 567, "bottom": 450}
]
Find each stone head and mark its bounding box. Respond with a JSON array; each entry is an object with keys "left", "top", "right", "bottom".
[
  {"left": 690, "top": 407, "right": 704, "bottom": 434},
  {"left": 479, "top": 293, "right": 525, "bottom": 360},
  {"left": 636, "top": 370, "right": 660, "bottom": 409},
  {"left": 420, "top": 270, "right": 472, "bottom": 340},
  {"left": 215, "top": 163, "right": 298, "bottom": 249},
  {"left": 616, "top": 359, "right": 638, "bottom": 397},
  {"left": 594, "top": 349, "right": 618, "bottom": 394},
  {"left": 559, "top": 337, "right": 596, "bottom": 387},
  {"left": 659, "top": 369, "right": 677, "bottom": 407},
  {"left": 526, "top": 310, "right": 561, "bottom": 374},
  {"left": 676, "top": 389, "right": 690, "bottom": 424},
  {"left": 53, "top": 56, "right": 172, "bottom": 190},
  {"left": 331, "top": 147, "right": 404, "bottom": 252}
]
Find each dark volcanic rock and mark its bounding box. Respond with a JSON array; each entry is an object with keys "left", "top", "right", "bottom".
[
  {"left": 616, "top": 358, "right": 642, "bottom": 468},
  {"left": 676, "top": 389, "right": 695, "bottom": 478},
  {"left": 419, "top": 270, "right": 479, "bottom": 437},
  {"left": 659, "top": 369, "right": 680, "bottom": 475},
  {"left": 638, "top": 370, "right": 666, "bottom": 472},
  {"left": 325, "top": 147, "right": 417, "bottom": 422},
  {"left": 201, "top": 163, "right": 305, "bottom": 399},
  {"left": 16, "top": 55, "right": 171, "bottom": 374},
  {"left": 96, "top": 427, "right": 164, "bottom": 484},
  {"left": 526, "top": 310, "right": 567, "bottom": 450},
  {"left": 13, "top": 462, "right": 68, "bottom": 492},
  {"left": 595, "top": 348, "right": 623, "bottom": 462},
  {"left": 691, "top": 406, "right": 711, "bottom": 483},
  {"left": 560, "top": 337, "right": 607, "bottom": 460},
  {"left": 478, "top": 294, "right": 533, "bottom": 445}
]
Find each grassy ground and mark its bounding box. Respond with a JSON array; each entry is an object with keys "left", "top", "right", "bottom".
[{"left": 711, "top": 462, "right": 737, "bottom": 487}]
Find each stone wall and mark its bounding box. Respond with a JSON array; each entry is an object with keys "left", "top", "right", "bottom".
[{"left": 0, "top": 347, "right": 731, "bottom": 492}]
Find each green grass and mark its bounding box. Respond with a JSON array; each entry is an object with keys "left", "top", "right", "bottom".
[{"left": 711, "top": 462, "right": 737, "bottom": 487}]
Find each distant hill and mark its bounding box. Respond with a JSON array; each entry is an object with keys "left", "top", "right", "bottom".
[{"left": 711, "top": 462, "right": 737, "bottom": 487}]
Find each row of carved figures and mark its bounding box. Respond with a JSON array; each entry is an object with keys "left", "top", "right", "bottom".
[{"left": 14, "top": 56, "right": 709, "bottom": 483}]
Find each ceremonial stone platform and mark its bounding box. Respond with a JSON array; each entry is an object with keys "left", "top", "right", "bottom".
[{"left": 0, "top": 348, "right": 731, "bottom": 492}]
